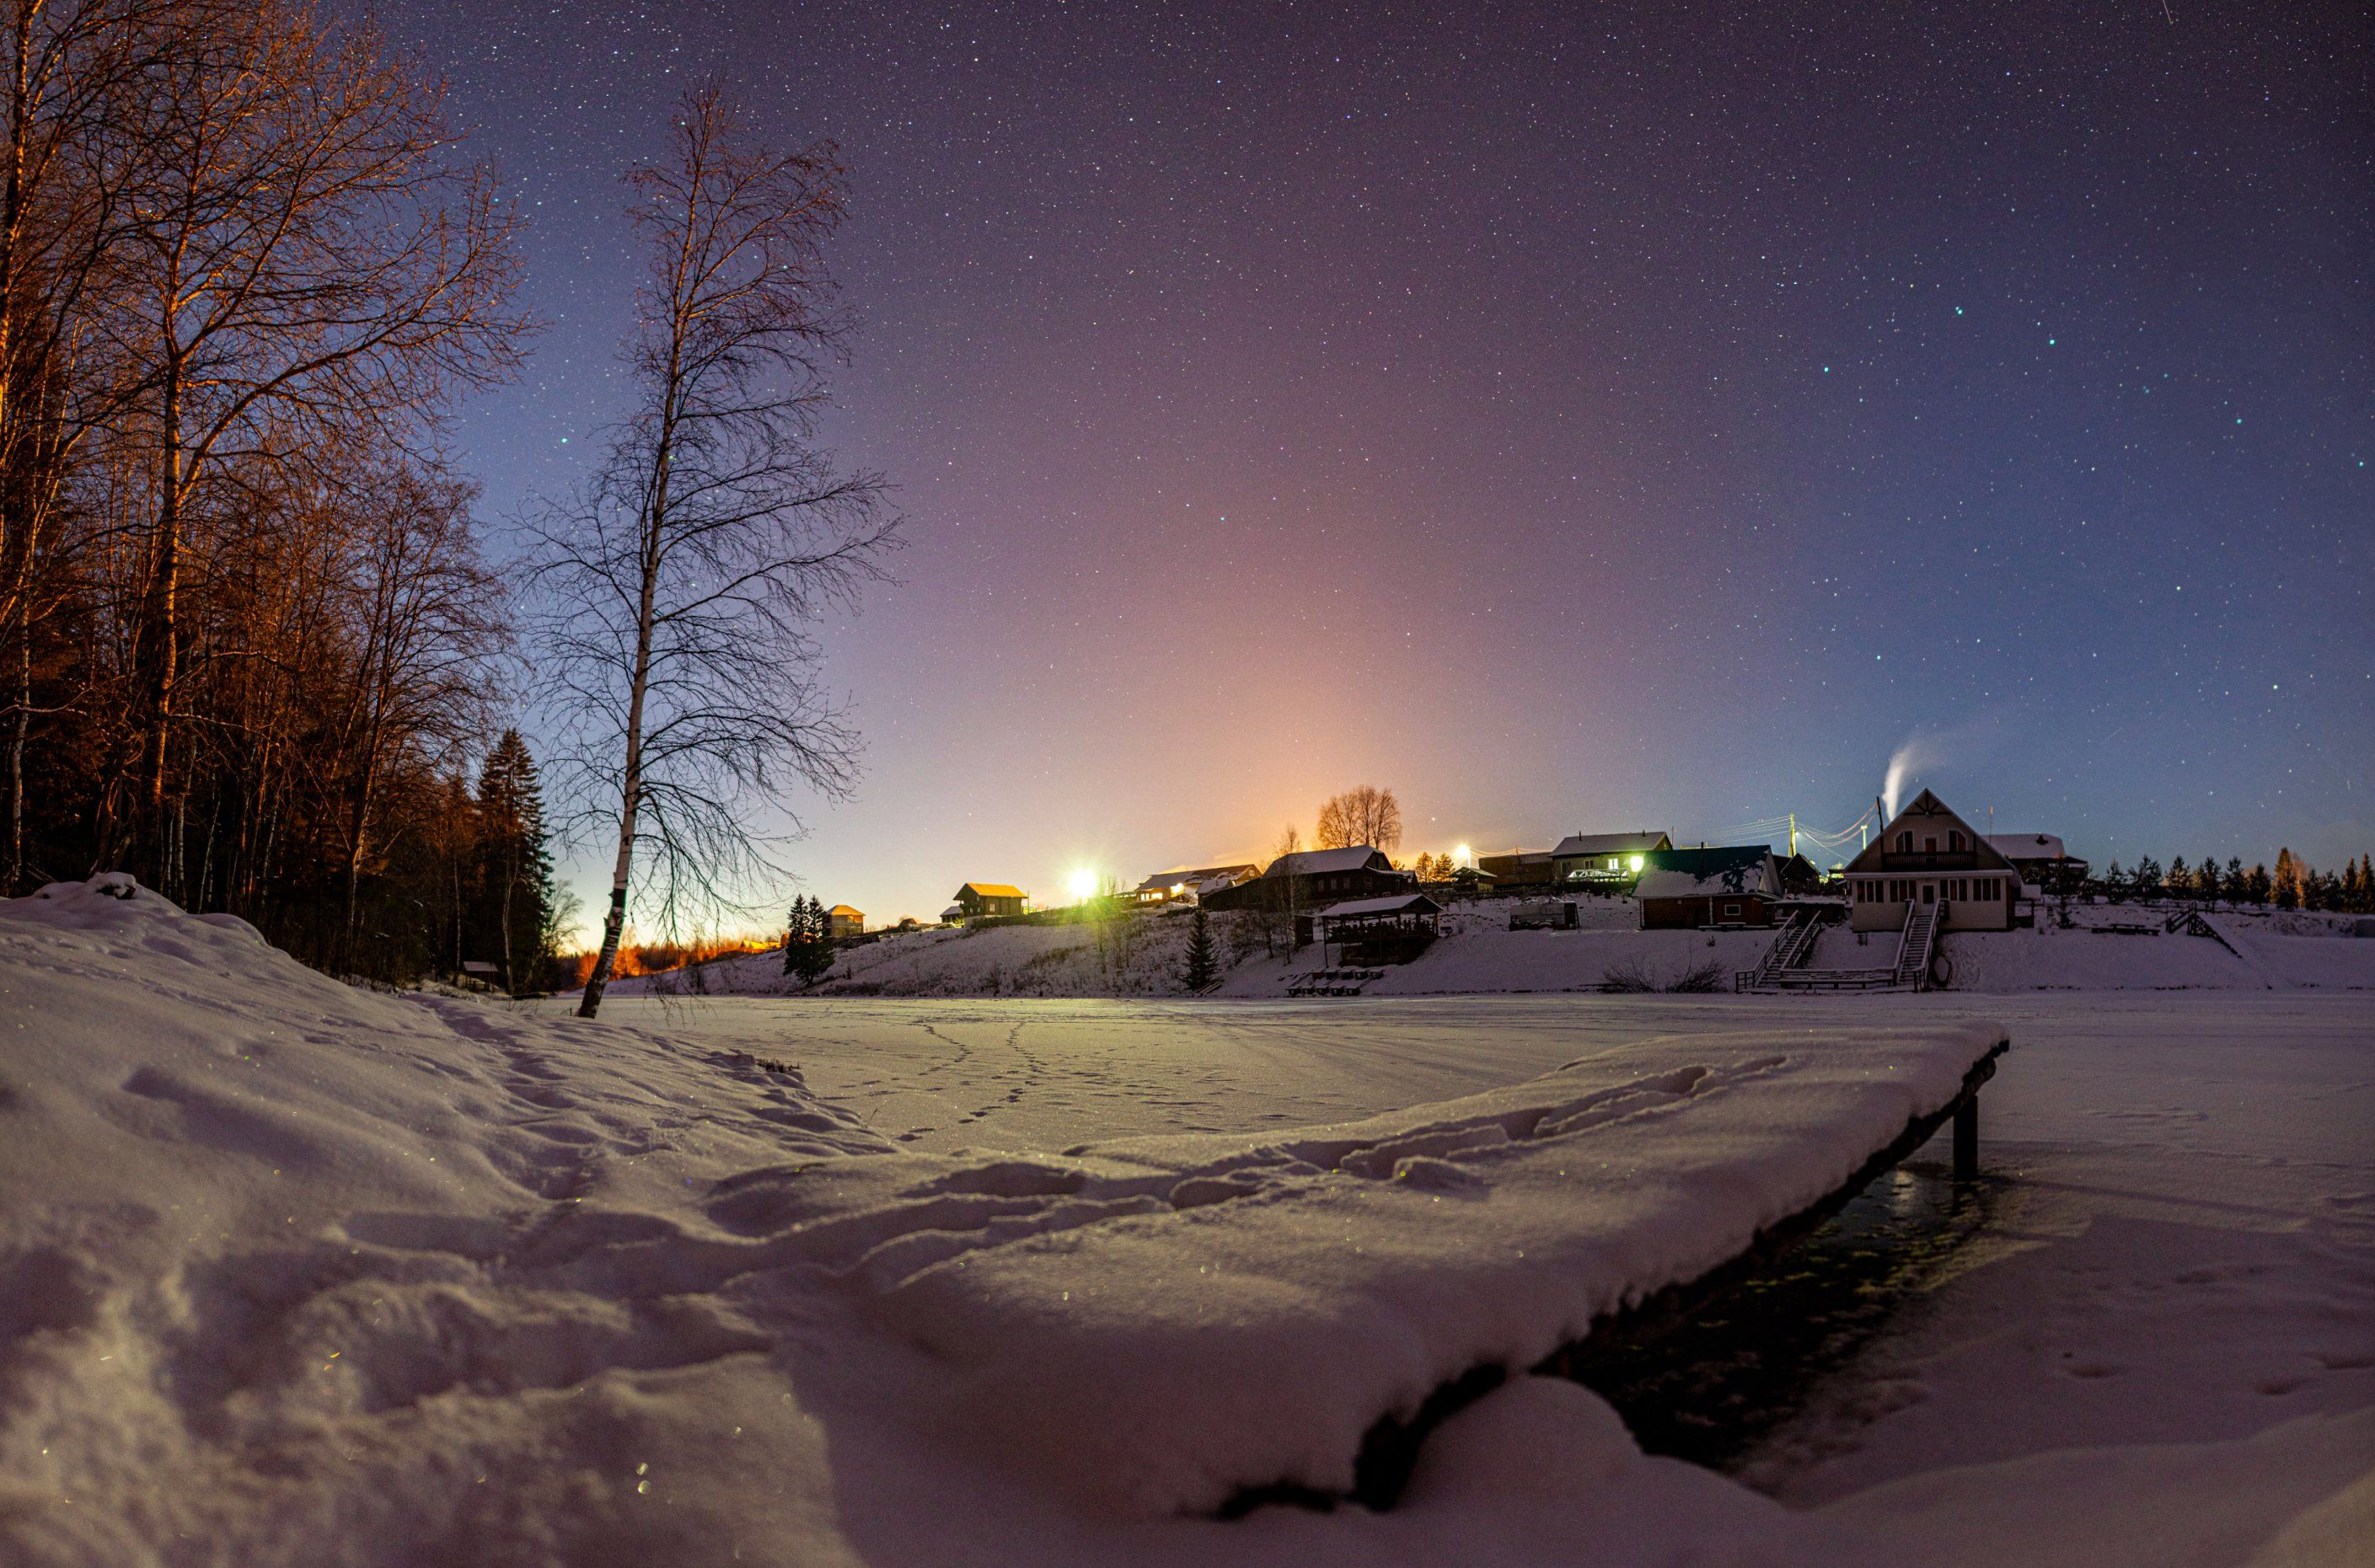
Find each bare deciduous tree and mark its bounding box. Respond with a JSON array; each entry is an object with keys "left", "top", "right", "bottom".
[
  {"left": 0, "top": 0, "right": 172, "bottom": 888},
  {"left": 89, "top": 0, "right": 522, "bottom": 882},
  {"left": 324, "top": 456, "right": 504, "bottom": 962},
  {"left": 1316, "top": 784, "right": 1401, "bottom": 854},
  {"left": 1260, "top": 823, "right": 1302, "bottom": 956},
  {"left": 533, "top": 86, "right": 899, "bottom": 1019}
]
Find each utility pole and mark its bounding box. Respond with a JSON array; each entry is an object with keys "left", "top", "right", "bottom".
[{"left": 1789, "top": 813, "right": 1799, "bottom": 859}]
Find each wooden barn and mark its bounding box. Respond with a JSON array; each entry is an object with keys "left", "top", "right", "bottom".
[
  {"left": 1476, "top": 848, "right": 1556, "bottom": 893},
  {"left": 1844, "top": 790, "right": 2018, "bottom": 932},
  {"left": 1633, "top": 846, "right": 1783, "bottom": 928}
]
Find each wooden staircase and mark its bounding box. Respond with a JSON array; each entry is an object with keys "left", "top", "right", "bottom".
[
  {"left": 1895, "top": 902, "right": 1941, "bottom": 990},
  {"left": 1747, "top": 906, "right": 1828, "bottom": 987}
]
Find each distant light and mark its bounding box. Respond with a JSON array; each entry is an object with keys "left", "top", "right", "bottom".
[
  {"left": 1454, "top": 843, "right": 1473, "bottom": 867},
  {"left": 1066, "top": 868, "right": 1100, "bottom": 902}
]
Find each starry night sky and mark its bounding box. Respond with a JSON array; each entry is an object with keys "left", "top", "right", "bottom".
[{"left": 390, "top": 0, "right": 2367, "bottom": 932}]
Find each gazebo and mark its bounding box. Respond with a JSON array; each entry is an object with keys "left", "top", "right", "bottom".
[{"left": 1314, "top": 892, "right": 1442, "bottom": 966}]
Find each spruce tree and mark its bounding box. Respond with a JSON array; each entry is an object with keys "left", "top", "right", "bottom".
[
  {"left": 783, "top": 896, "right": 834, "bottom": 986},
  {"left": 2273, "top": 848, "right": 2301, "bottom": 910},
  {"left": 2247, "top": 864, "right": 2272, "bottom": 906},
  {"left": 2224, "top": 857, "right": 2248, "bottom": 906},
  {"left": 1182, "top": 907, "right": 1218, "bottom": 993},
  {"left": 2167, "top": 856, "right": 2190, "bottom": 904},
  {"left": 472, "top": 730, "right": 556, "bottom": 994}
]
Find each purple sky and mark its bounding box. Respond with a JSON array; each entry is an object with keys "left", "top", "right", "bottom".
[{"left": 391, "top": 0, "right": 2370, "bottom": 935}]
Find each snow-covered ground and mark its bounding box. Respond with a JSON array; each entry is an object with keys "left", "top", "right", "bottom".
[
  {"left": 614, "top": 897, "right": 2375, "bottom": 1002},
  {"left": 5, "top": 878, "right": 2371, "bottom": 1566}
]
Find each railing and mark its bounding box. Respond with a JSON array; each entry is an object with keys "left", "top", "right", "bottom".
[
  {"left": 1895, "top": 901, "right": 1941, "bottom": 989},
  {"left": 1872, "top": 851, "right": 1981, "bottom": 872},
  {"left": 1754, "top": 909, "right": 1819, "bottom": 982}
]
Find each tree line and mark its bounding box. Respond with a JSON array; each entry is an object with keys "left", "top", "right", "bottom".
[
  {"left": 2076, "top": 849, "right": 2374, "bottom": 914},
  {"left": 0, "top": 0, "right": 551, "bottom": 984},
  {"left": 1, "top": 2, "right": 891, "bottom": 997}
]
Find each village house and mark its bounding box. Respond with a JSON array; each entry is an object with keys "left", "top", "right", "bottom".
[
  {"left": 1844, "top": 790, "right": 2018, "bottom": 932},
  {"left": 1986, "top": 832, "right": 2088, "bottom": 889},
  {"left": 1129, "top": 864, "right": 1261, "bottom": 906},
  {"left": 1633, "top": 846, "right": 1783, "bottom": 928},
  {"left": 1551, "top": 830, "right": 1675, "bottom": 886},
  {"left": 1201, "top": 847, "right": 1410, "bottom": 913},
  {"left": 826, "top": 905, "right": 865, "bottom": 939},
  {"left": 950, "top": 883, "right": 1030, "bottom": 920}
]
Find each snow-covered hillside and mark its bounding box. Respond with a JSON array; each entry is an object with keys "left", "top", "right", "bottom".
[
  {"left": 615, "top": 898, "right": 2375, "bottom": 1002},
  {"left": 4, "top": 878, "right": 2369, "bottom": 1567}
]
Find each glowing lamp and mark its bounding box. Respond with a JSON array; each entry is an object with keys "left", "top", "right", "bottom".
[
  {"left": 1628, "top": 854, "right": 1645, "bottom": 873},
  {"left": 1066, "top": 868, "right": 1100, "bottom": 902}
]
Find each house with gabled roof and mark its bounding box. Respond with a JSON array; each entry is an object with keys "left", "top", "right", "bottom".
[
  {"left": 1633, "top": 845, "right": 1783, "bottom": 928},
  {"left": 1552, "top": 830, "right": 1674, "bottom": 886},
  {"left": 1843, "top": 790, "right": 2018, "bottom": 932},
  {"left": 1129, "top": 864, "right": 1260, "bottom": 906},
  {"left": 1986, "top": 832, "right": 2088, "bottom": 889},
  {"left": 825, "top": 905, "right": 865, "bottom": 939},
  {"left": 1200, "top": 846, "right": 1411, "bottom": 913},
  {"left": 951, "top": 882, "right": 1029, "bottom": 920}
]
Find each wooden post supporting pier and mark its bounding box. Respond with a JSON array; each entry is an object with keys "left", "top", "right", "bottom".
[{"left": 1953, "top": 1094, "right": 1980, "bottom": 1180}]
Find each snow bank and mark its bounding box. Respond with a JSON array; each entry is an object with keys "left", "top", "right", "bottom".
[
  {"left": 620, "top": 897, "right": 2375, "bottom": 1003},
  {"left": 6, "top": 878, "right": 2362, "bottom": 1567},
  {"left": 611, "top": 906, "right": 1267, "bottom": 1000}
]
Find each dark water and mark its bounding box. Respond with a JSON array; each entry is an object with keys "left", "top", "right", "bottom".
[{"left": 1563, "top": 1143, "right": 1994, "bottom": 1473}]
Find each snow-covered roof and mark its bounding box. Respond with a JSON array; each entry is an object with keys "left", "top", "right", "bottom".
[
  {"left": 1632, "top": 846, "right": 1779, "bottom": 900},
  {"left": 1134, "top": 864, "right": 1258, "bottom": 893},
  {"left": 1987, "top": 833, "right": 2070, "bottom": 861},
  {"left": 1264, "top": 846, "right": 1391, "bottom": 877},
  {"left": 1846, "top": 789, "right": 2016, "bottom": 875},
  {"left": 1316, "top": 893, "right": 1440, "bottom": 920},
  {"left": 1552, "top": 831, "right": 1670, "bottom": 859}
]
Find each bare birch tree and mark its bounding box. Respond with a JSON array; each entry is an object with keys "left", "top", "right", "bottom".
[{"left": 531, "top": 86, "right": 898, "bottom": 1019}]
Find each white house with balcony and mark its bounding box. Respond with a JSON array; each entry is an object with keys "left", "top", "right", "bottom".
[{"left": 1842, "top": 789, "right": 2018, "bottom": 933}]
